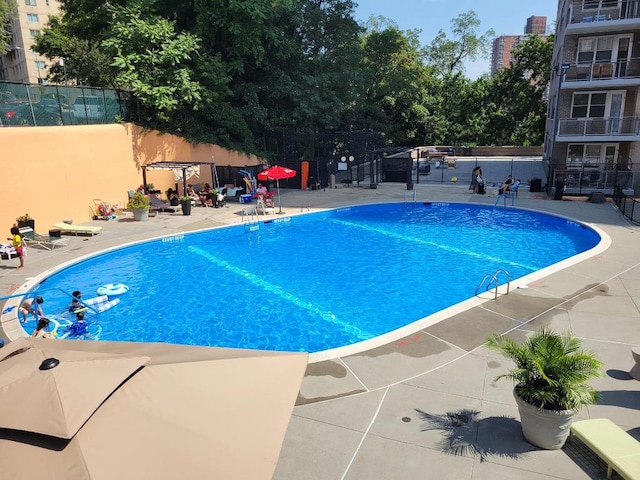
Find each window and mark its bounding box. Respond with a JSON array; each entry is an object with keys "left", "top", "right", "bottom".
[
  {"left": 29, "top": 29, "right": 40, "bottom": 38},
  {"left": 583, "top": 0, "right": 619, "bottom": 9},
  {"left": 567, "top": 144, "right": 617, "bottom": 166},
  {"left": 572, "top": 93, "right": 607, "bottom": 118},
  {"left": 577, "top": 36, "right": 614, "bottom": 63},
  {"left": 26, "top": 13, "right": 39, "bottom": 22},
  {"left": 24, "top": 0, "right": 36, "bottom": 5},
  {"left": 571, "top": 90, "right": 624, "bottom": 119},
  {"left": 35, "top": 60, "right": 45, "bottom": 70}
]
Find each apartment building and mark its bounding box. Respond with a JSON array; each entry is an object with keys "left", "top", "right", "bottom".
[
  {"left": 0, "top": 0, "right": 62, "bottom": 84},
  {"left": 490, "top": 16, "right": 548, "bottom": 75},
  {"left": 544, "top": 0, "right": 638, "bottom": 196}
]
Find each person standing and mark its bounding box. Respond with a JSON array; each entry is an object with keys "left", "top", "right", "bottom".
[
  {"left": 7, "top": 226, "right": 24, "bottom": 269},
  {"left": 20, "top": 296, "right": 44, "bottom": 323},
  {"left": 470, "top": 166, "right": 480, "bottom": 194}
]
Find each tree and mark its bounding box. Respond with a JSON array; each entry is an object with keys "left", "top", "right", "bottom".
[
  {"left": 351, "top": 22, "right": 432, "bottom": 146},
  {"left": 101, "top": 4, "right": 203, "bottom": 123},
  {"left": 425, "top": 11, "right": 494, "bottom": 76},
  {"left": 0, "top": 0, "right": 17, "bottom": 55},
  {"left": 483, "top": 34, "right": 554, "bottom": 145}
]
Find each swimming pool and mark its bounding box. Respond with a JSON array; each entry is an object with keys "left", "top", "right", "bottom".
[{"left": 30, "top": 202, "right": 601, "bottom": 353}]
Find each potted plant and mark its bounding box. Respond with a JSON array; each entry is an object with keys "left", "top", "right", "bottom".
[
  {"left": 127, "top": 191, "right": 151, "bottom": 221},
  {"left": 179, "top": 196, "right": 192, "bottom": 216},
  {"left": 486, "top": 328, "right": 602, "bottom": 450},
  {"left": 16, "top": 213, "right": 35, "bottom": 231}
]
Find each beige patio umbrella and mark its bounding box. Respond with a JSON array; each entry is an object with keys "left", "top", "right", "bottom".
[{"left": 0, "top": 337, "right": 308, "bottom": 480}]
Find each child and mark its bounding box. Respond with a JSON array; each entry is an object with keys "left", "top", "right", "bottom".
[
  {"left": 31, "top": 317, "right": 53, "bottom": 338},
  {"left": 7, "top": 226, "right": 24, "bottom": 269},
  {"left": 69, "top": 311, "right": 89, "bottom": 336},
  {"left": 19, "top": 295, "right": 44, "bottom": 323},
  {"left": 69, "top": 290, "right": 84, "bottom": 312}
]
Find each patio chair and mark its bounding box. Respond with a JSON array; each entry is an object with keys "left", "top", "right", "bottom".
[
  {"left": 18, "top": 226, "right": 70, "bottom": 250},
  {"left": 149, "top": 194, "right": 182, "bottom": 214},
  {"left": 52, "top": 222, "right": 103, "bottom": 236}
]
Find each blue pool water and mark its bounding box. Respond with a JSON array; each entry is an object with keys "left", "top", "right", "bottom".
[{"left": 32, "top": 203, "right": 600, "bottom": 352}]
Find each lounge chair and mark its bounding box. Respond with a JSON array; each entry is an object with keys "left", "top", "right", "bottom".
[
  {"left": 149, "top": 194, "right": 182, "bottom": 214},
  {"left": 52, "top": 222, "right": 103, "bottom": 236},
  {"left": 19, "top": 226, "right": 70, "bottom": 250}
]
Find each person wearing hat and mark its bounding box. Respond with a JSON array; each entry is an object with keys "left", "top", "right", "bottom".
[{"left": 19, "top": 295, "right": 44, "bottom": 324}]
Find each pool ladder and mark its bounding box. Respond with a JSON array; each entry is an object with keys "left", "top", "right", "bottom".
[
  {"left": 242, "top": 208, "right": 259, "bottom": 232},
  {"left": 404, "top": 190, "right": 417, "bottom": 202},
  {"left": 476, "top": 269, "right": 511, "bottom": 300}
]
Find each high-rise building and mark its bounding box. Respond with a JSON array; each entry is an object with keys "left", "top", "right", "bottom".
[
  {"left": 490, "top": 16, "right": 548, "bottom": 76},
  {"left": 543, "top": 0, "right": 637, "bottom": 197},
  {"left": 526, "top": 15, "right": 548, "bottom": 34},
  {"left": 0, "top": 0, "right": 62, "bottom": 84}
]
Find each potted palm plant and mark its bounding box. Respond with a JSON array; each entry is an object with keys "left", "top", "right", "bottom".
[
  {"left": 127, "top": 192, "right": 151, "bottom": 221},
  {"left": 486, "top": 328, "right": 602, "bottom": 450},
  {"left": 179, "top": 196, "right": 192, "bottom": 216}
]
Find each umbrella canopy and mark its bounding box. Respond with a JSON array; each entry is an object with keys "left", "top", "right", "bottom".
[
  {"left": 257, "top": 166, "right": 297, "bottom": 214},
  {"left": 0, "top": 337, "right": 308, "bottom": 480}
]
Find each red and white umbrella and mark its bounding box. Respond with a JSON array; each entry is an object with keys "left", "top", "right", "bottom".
[{"left": 257, "top": 166, "right": 297, "bottom": 213}]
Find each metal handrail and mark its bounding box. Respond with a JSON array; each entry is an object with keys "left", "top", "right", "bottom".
[
  {"left": 241, "top": 208, "right": 259, "bottom": 232},
  {"left": 475, "top": 269, "right": 511, "bottom": 300},
  {"left": 404, "top": 189, "right": 417, "bottom": 202}
]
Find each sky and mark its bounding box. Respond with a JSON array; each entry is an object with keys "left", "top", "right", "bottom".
[{"left": 353, "top": 0, "right": 559, "bottom": 79}]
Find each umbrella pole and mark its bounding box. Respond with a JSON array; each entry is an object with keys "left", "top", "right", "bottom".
[{"left": 277, "top": 179, "right": 283, "bottom": 214}]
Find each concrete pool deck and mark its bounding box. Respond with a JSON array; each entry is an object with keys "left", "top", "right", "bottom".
[{"left": 1, "top": 182, "right": 639, "bottom": 480}]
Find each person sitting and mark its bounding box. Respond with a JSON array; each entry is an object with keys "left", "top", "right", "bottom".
[
  {"left": 166, "top": 188, "right": 180, "bottom": 206},
  {"left": 199, "top": 183, "right": 212, "bottom": 207},
  {"left": 31, "top": 317, "right": 53, "bottom": 338},
  {"left": 186, "top": 185, "right": 199, "bottom": 203},
  {"left": 20, "top": 295, "right": 44, "bottom": 324},
  {"left": 256, "top": 183, "right": 268, "bottom": 196},
  {"left": 498, "top": 175, "right": 514, "bottom": 195}
]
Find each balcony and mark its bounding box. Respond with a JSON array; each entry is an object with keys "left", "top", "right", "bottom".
[
  {"left": 568, "top": 0, "right": 640, "bottom": 33},
  {"left": 556, "top": 116, "right": 640, "bottom": 141},
  {"left": 562, "top": 59, "right": 640, "bottom": 88}
]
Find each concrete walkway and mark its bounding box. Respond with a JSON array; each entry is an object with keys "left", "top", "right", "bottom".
[{"left": 1, "top": 182, "right": 639, "bottom": 480}]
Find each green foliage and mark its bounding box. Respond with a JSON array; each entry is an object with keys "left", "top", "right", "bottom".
[
  {"left": 31, "top": 1, "right": 548, "bottom": 155},
  {"left": 481, "top": 34, "right": 554, "bottom": 146},
  {"left": 0, "top": 0, "right": 17, "bottom": 55},
  {"left": 486, "top": 328, "right": 602, "bottom": 411},
  {"left": 425, "top": 11, "right": 495, "bottom": 76},
  {"left": 102, "top": 4, "right": 202, "bottom": 122},
  {"left": 127, "top": 192, "right": 151, "bottom": 209}
]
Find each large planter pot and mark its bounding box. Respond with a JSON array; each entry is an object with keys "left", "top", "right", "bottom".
[
  {"left": 514, "top": 389, "right": 575, "bottom": 450},
  {"left": 132, "top": 208, "right": 149, "bottom": 222},
  {"left": 17, "top": 219, "right": 35, "bottom": 231},
  {"left": 180, "top": 200, "right": 191, "bottom": 216}
]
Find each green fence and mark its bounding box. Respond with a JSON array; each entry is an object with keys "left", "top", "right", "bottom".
[{"left": 0, "top": 81, "right": 129, "bottom": 127}]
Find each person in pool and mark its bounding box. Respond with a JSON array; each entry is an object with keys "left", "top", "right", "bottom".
[
  {"left": 69, "top": 311, "right": 89, "bottom": 337},
  {"left": 69, "top": 290, "right": 84, "bottom": 312},
  {"left": 20, "top": 295, "right": 44, "bottom": 323},
  {"left": 31, "top": 317, "right": 53, "bottom": 338}
]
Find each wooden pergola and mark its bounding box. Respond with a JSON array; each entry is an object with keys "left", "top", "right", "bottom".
[{"left": 141, "top": 161, "right": 218, "bottom": 195}]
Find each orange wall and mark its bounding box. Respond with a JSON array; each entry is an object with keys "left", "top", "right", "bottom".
[{"left": 0, "top": 123, "right": 264, "bottom": 232}]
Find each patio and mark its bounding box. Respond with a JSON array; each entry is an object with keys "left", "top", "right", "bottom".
[{"left": 1, "top": 180, "right": 638, "bottom": 479}]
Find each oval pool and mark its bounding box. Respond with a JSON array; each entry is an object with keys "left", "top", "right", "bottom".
[{"left": 30, "top": 203, "right": 601, "bottom": 353}]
